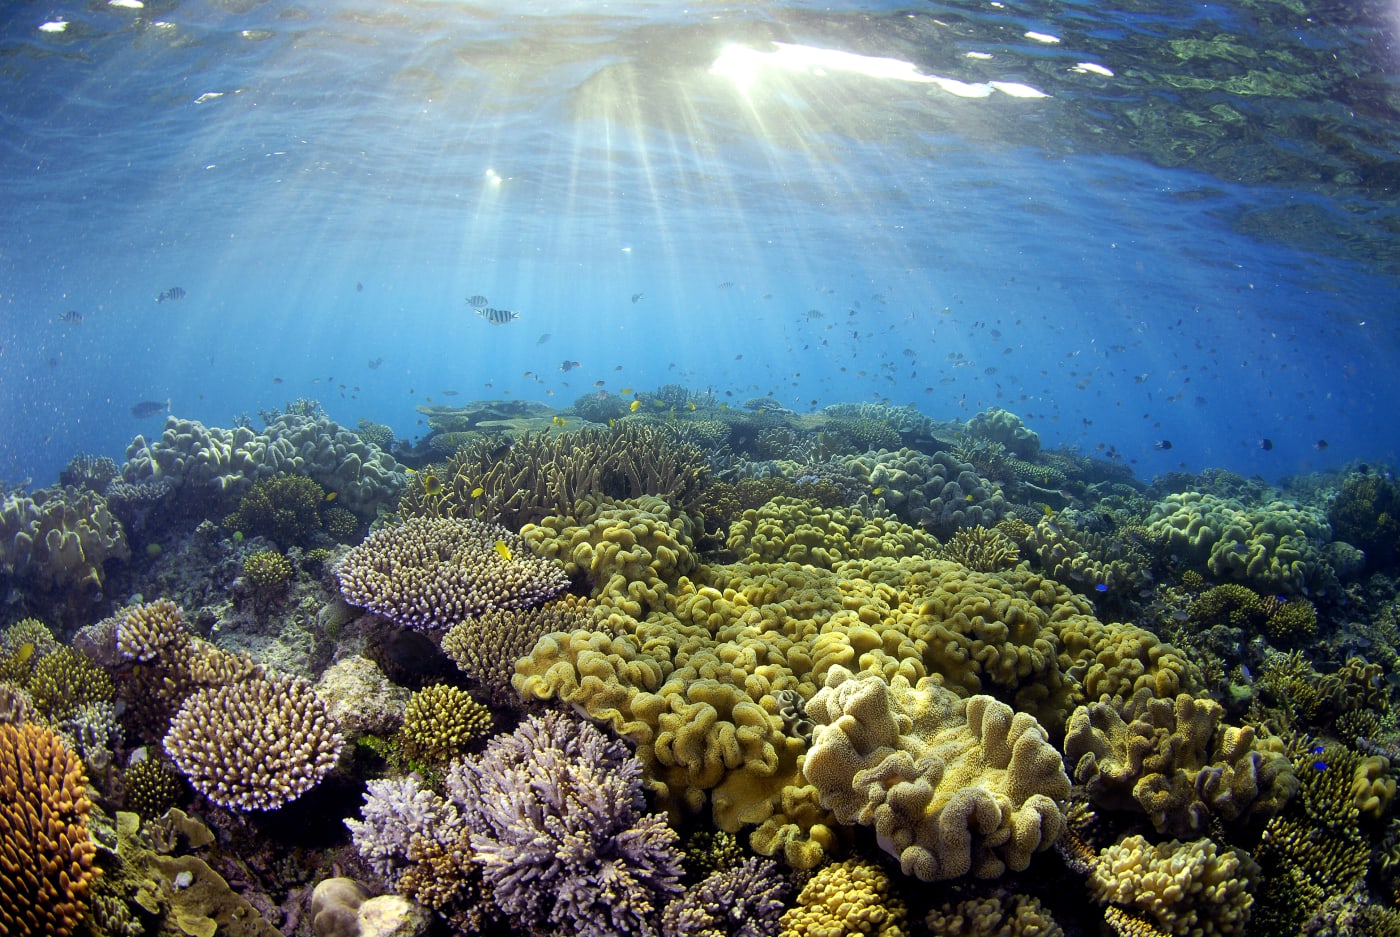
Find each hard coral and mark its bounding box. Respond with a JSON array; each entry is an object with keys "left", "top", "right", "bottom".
[
  {"left": 242, "top": 549, "right": 293, "bottom": 591},
  {"left": 396, "top": 684, "right": 492, "bottom": 768},
  {"left": 1328, "top": 471, "right": 1400, "bottom": 573},
  {"left": 163, "top": 672, "right": 343, "bottom": 811},
  {"left": 337, "top": 516, "right": 569, "bottom": 633},
  {"left": 661, "top": 857, "right": 789, "bottom": 937},
  {"left": 779, "top": 856, "right": 907, "bottom": 937},
  {"left": 803, "top": 666, "right": 1070, "bottom": 882},
  {"left": 223, "top": 473, "right": 325, "bottom": 546},
  {"left": 726, "top": 496, "right": 938, "bottom": 569},
  {"left": 0, "top": 722, "right": 97, "bottom": 937},
  {"left": 447, "top": 710, "right": 684, "bottom": 937},
  {"left": 440, "top": 594, "right": 596, "bottom": 709}
]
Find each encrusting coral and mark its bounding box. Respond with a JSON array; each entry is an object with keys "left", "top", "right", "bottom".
[
  {"left": 0, "top": 722, "right": 97, "bottom": 937},
  {"left": 1064, "top": 688, "right": 1297, "bottom": 837},
  {"left": 336, "top": 516, "right": 569, "bottom": 633},
  {"left": 163, "top": 671, "right": 343, "bottom": 811},
  {"left": 802, "top": 665, "right": 1071, "bottom": 882}
]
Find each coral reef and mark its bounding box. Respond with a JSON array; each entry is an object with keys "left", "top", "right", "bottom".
[
  {"left": 660, "top": 856, "right": 789, "bottom": 937},
  {"left": 440, "top": 594, "right": 596, "bottom": 709},
  {"left": 802, "top": 666, "right": 1070, "bottom": 881},
  {"left": 967, "top": 408, "right": 1041, "bottom": 460},
  {"left": 222, "top": 474, "right": 326, "bottom": 546},
  {"left": 0, "top": 484, "right": 129, "bottom": 600},
  {"left": 242, "top": 549, "right": 294, "bottom": 592},
  {"left": 336, "top": 516, "right": 569, "bottom": 633},
  {"left": 163, "top": 672, "right": 343, "bottom": 810},
  {"left": 1088, "top": 834, "right": 1258, "bottom": 937},
  {"left": 843, "top": 447, "right": 1006, "bottom": 536},
  {"left": 1328, "top": 471, "right": 1400, "bottom": 572},
  {"left": 726, "top": 496, "right": 938, "bottom": 568},
  {"left": 1064, "top": 688, "right": 1297, "bottom": 836},
  {"left": 778, "top": 856, "right": 907, "bottom": 937},
  {"left": 924, "top": 892, "right": 1063, "bottom": 937},
  {"left": 0, "top": 722, "right": 97, "bottom": 937}
]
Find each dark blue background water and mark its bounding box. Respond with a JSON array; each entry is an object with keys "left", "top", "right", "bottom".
[{"left": 3, "top": 1, "right": 1396, "bottom": 487}]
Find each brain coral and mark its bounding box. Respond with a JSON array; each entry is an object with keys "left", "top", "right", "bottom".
[
  {"left": 337, "top": 516, "right": 569, "bottom": 633},
  {"left": 522, "top": 494, "right": 698, "bottom": 617},
  {"left": 163, "top": 672, "right": 343, "bottom": 811},
  {"left": 1147, "top": 491, "right": 1330, "bottom": 594},
  {"left": 0, "top": 485, "right": 129, "bottom": 596},
  {"left": 1089, "top": 834, "right": 1259, "bottom": 937},
  {"left": 1064, "top": 689, "right": 1297, "bottom": 837},
  {"left": 844, "top": 447, "right": 1006, "bottom": 536},
  {"left": 0, "top": 722, "right": 97, "bottom": 937},
  {"left": 802, "top": 665, "right": 1070, "bottom": 881}
]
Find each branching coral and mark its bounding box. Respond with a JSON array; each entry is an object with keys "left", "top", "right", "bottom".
[
  {"left": 440, "top": 594, "right": 596, "bottom": 708},
  {"left": 0, "top": 722, "right": 97, "bottom": 937},
  {"left": 163, "top": 672, "right": 342, "bottom": 811},
  {"left": 396, "top": 684, "right": 492, "bottom": 768},
  {"left": 400, "top": 423, "right": 710, "bottom": 530},
  {"left": 802, "top": 666, "right": 1070, "bottom": 881},
  {"left": 660, "top": 856, "right": 789, "bottom": 937},
  {"left": 337, "top": 516, "right": 569, "bottom": 633},
  {"left": 447, "top": 710, "right": 684, "bottom": 937},
  {"left": 222, "top": 473, "right": 325, "bottom": 546}
]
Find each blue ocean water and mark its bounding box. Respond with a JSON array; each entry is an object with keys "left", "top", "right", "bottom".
[{"left": 1, "top": 0, "right": 1397, "bottom": 488}]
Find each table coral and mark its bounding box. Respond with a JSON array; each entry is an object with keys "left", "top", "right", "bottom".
[
  {"left": 778, "top": 856, "right": 907, "bottom": 937},
  {"left": 163, "top": 672, "right": 343, "bottom": 811},
  {"left": 336, "top": 516, "right": 569, "bottom": 633},
  {"left": 523, "top": 494, "right": 698, "bottom": 617},
  {"left": 1088, "top": 834, "right": 1258, "bottom": 937},
  {"left": 802, "top": 665, "right": 1070, "bottom": 881},
  {"left": 0, "top": 722, "right": 97, "bottom": 937},
  {"left": 1064, "top": 689, "right": 1297, "bottom": 836}
]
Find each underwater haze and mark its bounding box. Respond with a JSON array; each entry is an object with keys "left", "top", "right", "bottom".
[{"left": 2, "top": 0, "right": 1398, "bottom": 486}]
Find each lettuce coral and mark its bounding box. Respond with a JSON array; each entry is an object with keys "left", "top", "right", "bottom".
[{"left": 802, "top": 665, "right": 1070, "bottom": 881}]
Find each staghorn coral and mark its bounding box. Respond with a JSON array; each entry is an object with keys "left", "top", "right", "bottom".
[
  {"left": 440, "top": 594, "right": 596, "bottom": 709},
  {"left": 523, "top": 494, "right": 698, "bottom": 617},
  {"left": 222, "top": 473, "right": 325, "bottom": 546},
  {"left": 660, "top": 856, "right": 789, "bottom": 937},
  {"left": 778, "top": 856, "right": 907, "bottom": 937},
  {"left": 726, "top": 496, "right": 938, "bottom": 569},
  {"left": 396, "top": 683, "right": 492, "bottom": 768},
  {"left": 398, "top": 825, "right": 492, "bottom": 933},
  {"left": 242, "top": 549, "right": 293, "bottom": 592},
  {"left": 802, "top": 665, "right": 1070, "bottom": 882},
  {"left": 0, "top": 722, "right": 97, "bottom": 937},
  {"left": 1064, "top": 689, "right": 1297, "bottom": 837},
  {"left": 346, "top": 773, "right": 463, "bottom": 883},
  {"left": 336, "top": 516, "right": 569, "bottom": 633},
  {"left": 923, "top": 892, "right": 1063, "bottom": 937},
  {"left": 939, "top": 525, "right": 1022, "bottom": 573},
  {"left": 400, "top": 422, "right": 710, "bottom": 530},
  {"left": 447, "top": 710, "right": 684, "bottom": 937},
  {"left": 844, "top": 447, "right": 1006, "bottom": 536},
  {"left": 0, "top": 484, "right": 129, "bottom": 597},
  {"left": 27, "top": 645, "right": 115, "bottom": 722},
  {"left": 1088, "top": 834, "right": 1259, "bottom": 937},
  {"left": 1147, "top": 491, "right": 1329, "bottom": 594},
  {"left": 163, "top": 672, "right": 342, "bottom": 811}
]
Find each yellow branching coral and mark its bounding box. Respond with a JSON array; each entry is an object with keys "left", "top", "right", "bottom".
[
  {"left": 802, "top": 666, "right": 1069, "bottom": 881},
  {"left": 1088, "top": 834, "right": 1259, "bottom": 937},
  {"left": 1064, "top": 689, "right": 1297, "bottom": 837},
  {"left": 27, "top": 646, "right": 115, "bottom": 722},
  {"left": 779, "top": 857, "right": 907, "bottom": 937},
  {"left": 397, "top": 684, "right": 492, "bottom": 767},
  {"left": 0, "top": 722, "right": 97, "bottom": 937}
]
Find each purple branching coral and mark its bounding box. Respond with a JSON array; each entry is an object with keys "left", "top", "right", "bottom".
[
  {"left": 447, "top": 710, "right": 684, "bottom": 937},
  {"left": 661, "top": 857, "right": 789, "bottom": 937},
  {"left": 344, "top": 775, "right": 462, "bottom": 884}
]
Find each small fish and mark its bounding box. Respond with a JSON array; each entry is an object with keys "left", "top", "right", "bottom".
[
  {"left": 442, "top": 390, "right": 460, "bottom": 396},
  {"left": 630, "top": 400, "right": 642, "bottom": 412},
  {"left": 1094, "top": 583, "right": 1109, "bottom": 593},
  {"left": 871, "top": 487, "right": 884, "bottom": 495},
  {"left": 631, "top": 293, "right": 643, "bottom": 303},
  {"left": 422, "top": 473, "right": 445, "bottom": 496},
  {"left": 356, "top": 281, "right": 364, "bottom": 292},
  {"left": 130, "top": 399, "right": 170, "bottom": 419},
  {"left": 620, "top": 387, "right": 634, "bottom": 396},
  {"left": 156, "top": 286, "right": 187, "bottom": 303},
  {"left": 368, "top": 357, "right": 383, "bottom": 369},
  {"left": 467, "top": 294, "right": 490, "bottom": 308},
  {"left": 560, "top": 360, "right": 580, "bottom": 372},
  {"left": 537, "top": 333, "right": 551, "bottom": 344},
  {"left": 1258, "top": 438, "right": 1273, "bottom": 451},
  {"left": 717, "top": 281, "right": 733, "bottom": 289},
  {"left": 57, "top": 309, "right": 82, "bottom": 323},
  {"left": 477, "top": 307, "right": 518, "bottom": 325},
  {"left": 1314, "top": 439, "right": 1328, "bottom": 451},
  {"left": 11, "top": 642, "right": 34, "bottom": 666},
  {"left": 493, "top": 540, "right": 512, "bottom": 562},
  {"left": 272, "top": 377, "right": 284, "bottom": 384},
  {"left": 1153, "top": 440, "right": 1173, "bottom": 450},
  {"left": 470, "top": 486, "right": 484, "bottom": 498},
  {"left": 687, "top": 402, "right": 696, "bottom": 411},
  {"left": 552, "top": 416, "right": 567, "bottom": 427}
]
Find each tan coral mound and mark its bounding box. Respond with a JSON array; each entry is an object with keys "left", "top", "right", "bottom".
[
  {"left": 802, "top": 666, "right": 1069, "bottom": 881},
  {"left": 779, "top": 857, "right": 907, "bottom": 937},
  {"left": 1089, "top": 834, "right": 1258, "bottom": 937}
]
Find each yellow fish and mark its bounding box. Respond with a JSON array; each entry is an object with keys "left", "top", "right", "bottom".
[
  {"left": 12, "top": 643, "right": 34, "bottom": 666},
  {"left": 1042, "top": 504, "right": 1054, "bottom": 517},
  {"left": 324, "top": 491, "right": 338, "bottom": 502},
  {"left": 630, "top": 400, "right": 642, "bottom": 412},
  {"left": 871, "top": 487, "right": 884, "bottom": 496},
  {"left": 404, "top": 466, "right": 417, "bottom": 474},
  {"left": 493, "top": 540, "right": 513, "bottom": 562},
  {"left": 653, "top": 399, "right": 664, "bottom": 407},
  {"left": 422, "top": 474, "right": 445, "bottom": 496},
  {"left": 471, "top": 486, "right": 484, "bottom": 499},
  {"left": 687, "top": 402, "right": 696, "bottom": 411},
  {"left": 552, "top": 416, "right": 567, "bottom": 427},
  {"left": 608, "top": 418, "right": 616, "bottom": 428},
  {"left": 966, "top": 494, "right": 975, "bottom": 503},
  {"left": 621, "top": 387, "right": 633, "bottom": 396}
]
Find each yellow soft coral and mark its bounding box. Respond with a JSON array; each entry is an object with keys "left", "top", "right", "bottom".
[
  {"left": 803, "top": 666, "right": 1069, "bottom": 881},
  {"left": 1088, "top": 834, "right": 1258, "bottom": 937},
  {"left": 779, "top": 857, "right": 907, "bottom": 937}
]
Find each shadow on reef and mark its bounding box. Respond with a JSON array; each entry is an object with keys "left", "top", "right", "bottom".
[{"left": 4, "top": 395, "right": 1400, "bottom": 936}]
